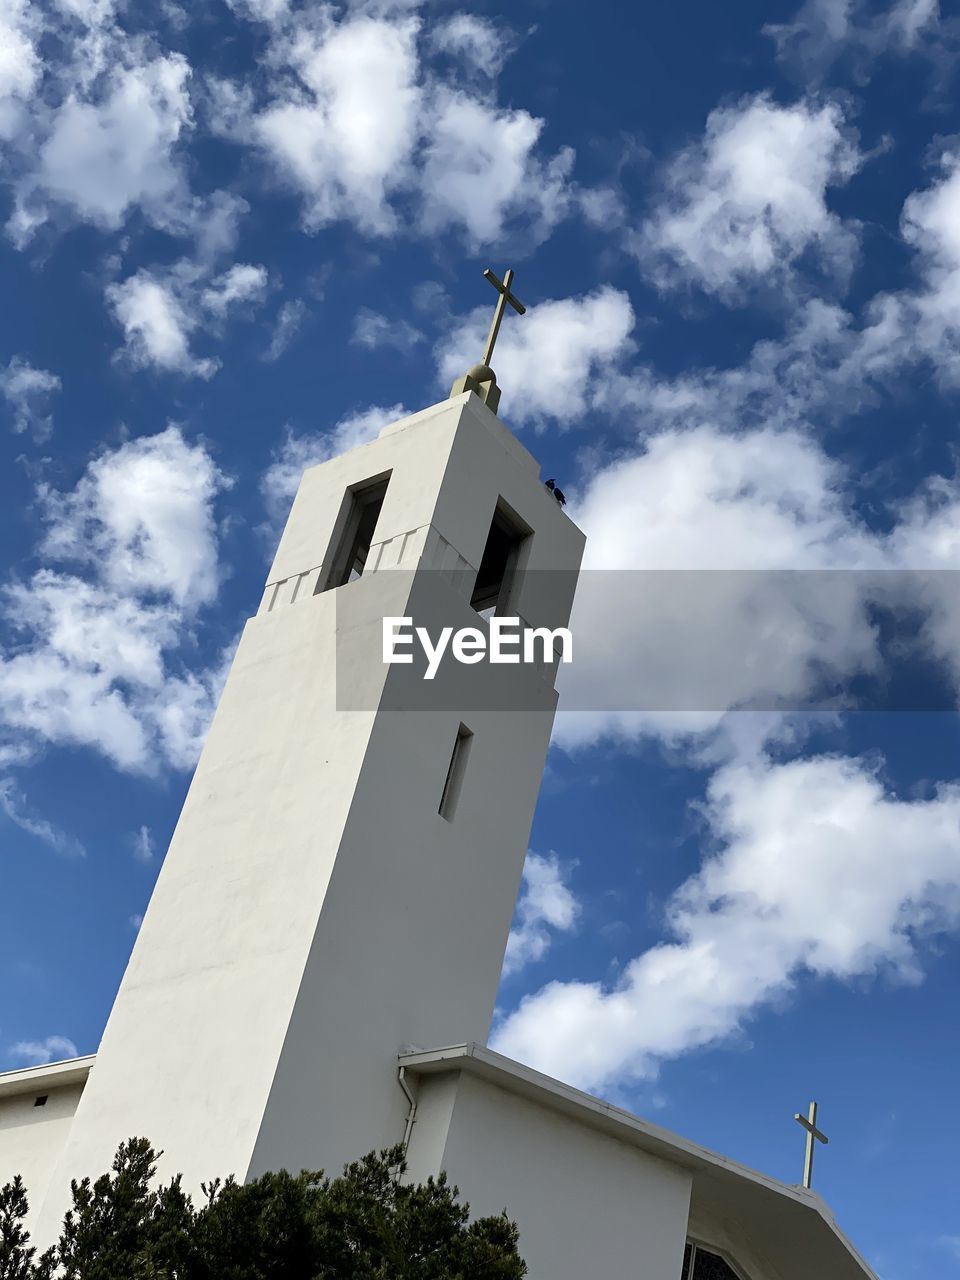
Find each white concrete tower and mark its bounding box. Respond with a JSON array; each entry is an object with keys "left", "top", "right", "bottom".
[{"left": 34, "top": 386, "right": 584, "bottom": 1235}]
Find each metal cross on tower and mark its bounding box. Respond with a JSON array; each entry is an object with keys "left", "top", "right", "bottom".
[
  {"left": 480, "top": 267, "right": 526, "bottom": 367},
  {"left": 448, "top": 267, "right": 526, "bottom": 415},
  {"left": 794, "top": 1100, "right": 829, "bottom": 1189}
]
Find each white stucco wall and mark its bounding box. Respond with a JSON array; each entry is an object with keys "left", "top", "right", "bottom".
[
  {"left": 409, "top": 1072, "right": 693, "bottom": 1280},
  {"left": 0, "top": 1081, "right": 85, "bottom": 1235}
]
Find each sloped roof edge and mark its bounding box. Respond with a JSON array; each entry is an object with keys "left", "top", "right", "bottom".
[{"left": 399, "top": 1042, "right": 877, "bottom": 1280}]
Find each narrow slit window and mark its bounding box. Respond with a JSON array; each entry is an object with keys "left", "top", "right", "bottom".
[
  {"left": 34, "top": 1095, "right": 48, "bottom": 1107},
  {"left": 320, "top": 474, "right": 391, "bottom": 592},
  {"left": 470, "top": 500, "right": 531, "bottom": 615},
  {"left": 439, "top": 724, "right": 473, "bottom": 821}
]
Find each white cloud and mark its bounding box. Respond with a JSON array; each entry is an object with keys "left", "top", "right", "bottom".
[
  {"left": 418, "top": 88, "right": 574, "bottom": 248},
  {"left": 493, "top": 752, "right": 960, "bottom": 1092},
  {"left": 599, "top": 144, "right": 960, "bottom": 426},
  {"left": 429, "top": 14, "right": 511, "bottom": 77},
  {"left": 0, "top": 0, "right": 41, "bottom": 140},
  {"left": 553, "top": 424, "right": 883, "bottom": 752},
  {"left": 201, "top": 262, "right": 268, "bottom": 317},
  {"left": 225, "top": 0, "right": 289, "bottom": 19},
  {"left": 107, "top": 268, "right": 217, "bottom": 379},
  {"left": 252, "top": 16, "right": 421, "bottom": 234},
  {"left": 263, "top": 299, "right": 306, "bottom": 362},
  {"left": 889, "top": 0, "right": 940, "bottom": 46},
  {"left": 33, "top": 53, "right": 193, "bottom": 231},
  {"left": 766, "top": 0, "right": 942, "bottom": 76},
  {"left": 211, "top": 10, "right": 578, "bottom": 249},
  {"left": 53, "top": 0, "right": 116, "bottom": 26},
  {"left": 8, "top": 1035, "right": 79, "bottom": 1066},
  {"left": 436, "top": 287, "right": 635, "bottom": 427},
  {"left": 896, "top": 148, "right": 960, "bottom": 383},
  {"left": 107, "top": 256, "right": 267, "bottom": 376},
  {"left": 130, "top": 823, "right": 154, "bottom": 863},
  {"left": 636, "top": 94, "right": 863, "bottom": 299},
  {"left": 149, "top": 649, "right": 234, "bottom": 770},
  {"left": 0, "top": 428, "right": 230, "bottom": 773},
  {"left": 352, "top": 308, "right": 424, "bottom": 351},
  {"left": 261, "top": 403, "right": 406, "bottom": 525},
  {"left": 1, "top": 8, "right": 249, "bottom": 253},
  {"left": 39, "top": 426, "right": 226, "bottom": 608},
  {"left": 595, "top": 296, "right": 901, "bottom": 439},
  {"left": 0, "top": 778, "right": 85, "bottom": 856},
  {"left": 503, "top": 852, "right": 579, "bottom": 977},
  {"left": 0, "top": 357, "right": 61, "bottom": 437}
]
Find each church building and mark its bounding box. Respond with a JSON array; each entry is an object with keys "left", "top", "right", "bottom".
[{"left": 0, "top": 274, "right": 877, "bottom": 1280}]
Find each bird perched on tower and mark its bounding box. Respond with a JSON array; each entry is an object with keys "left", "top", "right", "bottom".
[{"left": 545, "top": 478, "right": 566, "bottom": 506}]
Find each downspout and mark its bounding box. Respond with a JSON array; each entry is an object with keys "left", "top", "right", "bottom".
[{"left": 398, "top": 1066, "right": 418, "bottom": 1154}]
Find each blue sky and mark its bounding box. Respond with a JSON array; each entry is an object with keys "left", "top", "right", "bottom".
[{"left": 2, "top": 0, "right": 960, "bottom": 1275}]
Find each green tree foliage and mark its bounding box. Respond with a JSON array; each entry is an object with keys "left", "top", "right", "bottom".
[
  {"left": 0, "top": 1176, "right": 53, "bottom": 1280},
  {"left": 1, "top": 1141, "right": 526, "bottom": 1280}
]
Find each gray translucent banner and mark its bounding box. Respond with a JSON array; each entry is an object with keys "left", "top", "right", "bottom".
[{"left": 333, "top": 568, "right": 960, "bottom": 712}]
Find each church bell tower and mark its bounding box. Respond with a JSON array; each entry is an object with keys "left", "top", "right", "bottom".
[{"left": 35, "top": 276, "right": 585, "bottom": 1232}]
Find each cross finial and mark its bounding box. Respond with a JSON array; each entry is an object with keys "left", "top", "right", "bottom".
[
  {"left": 480, "top": 267, "right": 525, "bottom": 367},
  {"left": 448, "top": 267, "right": 526, "bottom": 416},
  {"left": 794, "top": 1100, "right": 829, "bottom": 1189}
]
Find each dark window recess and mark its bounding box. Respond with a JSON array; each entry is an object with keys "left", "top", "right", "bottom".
[
  {"left": 470, "top": 501, "right": 530, "bottom": 614},
  {"left": 439, "top": 724, "right": 473, "bottom": 821},
  {"left": 34, "top": 1095, "right": 48, "bottom": 1107},
  {"left": 683, "top": 1244, "right": 745, "bottom": 1280},
  {"left": 321, "top": 475, "right": 391, "bottom": 591}
]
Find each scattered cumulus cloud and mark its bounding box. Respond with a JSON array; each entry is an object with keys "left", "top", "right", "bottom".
[
  {"left": 0, "top": 427, "right": 232, "bottom": 773},
  {"left": 352, "top": 308, "right": 424, "bottom": 352},
  {"left": 32, "top": 54, "right": 192, "bottom": 231},
  {"left": 553, "top": 414, "right": 960, "bottom": 755},
  {"left": 494, "top": 753, "right": 960, "bottom": 1091},
  {"left": 39, "top": 426, "right": 225, "bottom": 609},
  {"left": 418, "top": 88, "right": 574, "bottom": 249},
  {"left": 0, "top": 357, "right": 61, "bottom": 437},
  {"left": 263, "top": 299, "right": 306, "bottom": 362},
  {"left": 635, "top": 94, "right": 863, "bottom": 300},
  {"left": 0, "top": 778, "right": 85, "bottom": 856},
  {"left": 212, "top": 10, "right": 580, "bottom": 250},
  {"left": 591, "top": 143, "right": 960, "bottom": 446},
  {"left": 896, "top": 147, "right": 960, "bottom": 383},
  {"left": 249, "top": 16, "right": 422, "bottom": 236},
  {"left": 436, "top": 287, "right": 635, "bottom": 427},
  {"left": 0, "top": 0, "right": 41, "bottom": 142},
  {"left": 554, "top": 423, "right": 882, "bottom": 752},
  {"left": 594, "top": 297, "right": 892, "bottom": 439},
  {"left": 8, "top": 1034, "right": 79, "bottom": 1066},
  {"left": 107, "top": 258, "right": 269, "bottom": 377},
  {"left": 108, "top": 269, "right": 218, "bottom": 379},
  {"left": 201, "top": 263, "right": 269, "bottom": 317},
  {"left": 429, "top": 14, "right": 513, "bottom": 77},
  {"left": 503, "top": 852, "right": 580, "bottom": 977},
  {"left": 261, "top": 403, "right": 406, "bottom": 527},
  {"left": 766, "top": 0, "right": 944, "bottom": 80},
  {"left": 0, "top": 4, "right": 249, "bottom": 253},
  {"left": 130, "top": 823, "right": 154, "bottom": 863},
  {"left": 224, "top": 0, "right": 289, "bottom": 22}
]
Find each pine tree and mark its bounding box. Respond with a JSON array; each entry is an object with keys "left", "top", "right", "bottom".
[
  {"left": 0, "top": 1176, "right": 53, "bottom": 1280},
  {"left": 2, "top": 1140, "right": 526, "bottom": 1279}
]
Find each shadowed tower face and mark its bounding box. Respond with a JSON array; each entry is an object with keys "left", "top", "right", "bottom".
[{"left": 34, "top": 388, "right": 585, "bottom": 1237}]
